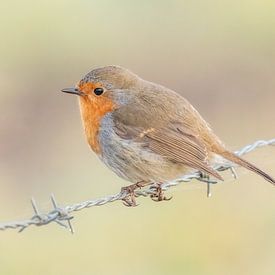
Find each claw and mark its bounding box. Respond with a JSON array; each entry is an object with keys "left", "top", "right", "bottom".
[
  {"left": 121, "top": 181, "right": 148, "bottom": 207},
  {"left": 122, "top": 198, "right": 138, "bottom": 207},
  {"left": 151, "top": 195, "right": 173, "bottom": 202},
  {"left": 150, "top": 184, "right": 172, "bottom": 202},
  {"left": 121, "top": 187, "right": 137, "bottom": 207}
]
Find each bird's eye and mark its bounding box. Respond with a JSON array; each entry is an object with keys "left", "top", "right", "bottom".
[{"left": 94, "top": 87, "right": 104, "bottom": 96}]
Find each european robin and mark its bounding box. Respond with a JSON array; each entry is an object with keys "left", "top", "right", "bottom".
[{"left": 62, "top": 65, "right": 274, "bottom": 206}]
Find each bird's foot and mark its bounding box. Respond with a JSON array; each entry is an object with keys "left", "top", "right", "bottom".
[
  {"left": 121, "top": 181, "right": 147, "bottom": 207},
  {"left": 150, "top": 183, "right": 172, "bottom": 202}
]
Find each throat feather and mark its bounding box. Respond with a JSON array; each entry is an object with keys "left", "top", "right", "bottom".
[{"left": 79, "top": 96, "right": 115, "bottom": 154}]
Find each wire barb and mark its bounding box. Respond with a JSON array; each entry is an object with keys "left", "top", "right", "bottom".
[
  {"left": 0, "top": 138, "right": 274, "bottom": 232},
  {"left": 50, "top": 194, "right": 74, "bottom": 234}
]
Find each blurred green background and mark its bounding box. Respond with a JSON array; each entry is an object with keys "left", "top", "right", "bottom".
[{"left": 0, "top": 0, "right": 274, "bottom": 274}]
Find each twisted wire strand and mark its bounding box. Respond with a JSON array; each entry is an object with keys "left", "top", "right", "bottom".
[{"left": 0, "top": 138, "right": 274, "bottom": 233}]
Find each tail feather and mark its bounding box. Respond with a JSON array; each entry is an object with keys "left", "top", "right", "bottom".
[{"left": 220, "top": 150, "right": 275, "bottom": 185}]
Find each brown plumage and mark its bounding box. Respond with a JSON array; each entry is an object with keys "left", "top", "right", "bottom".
[{"left": 62, "top": 65, "right": 275, "bottom": 204}]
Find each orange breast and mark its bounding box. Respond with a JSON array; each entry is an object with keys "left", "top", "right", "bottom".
[{"left": 79, "top": 95, "right": 115, "bottom": 154}]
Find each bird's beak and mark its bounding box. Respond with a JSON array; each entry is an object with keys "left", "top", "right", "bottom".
[{"left": 61, "top": 87, "right": 84, "bottom": 96}]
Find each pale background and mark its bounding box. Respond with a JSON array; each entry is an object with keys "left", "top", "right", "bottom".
[{"left": 0, "top": 1, "right": 274, "bottom": 274}]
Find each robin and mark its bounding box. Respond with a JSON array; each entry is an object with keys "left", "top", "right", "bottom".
[{"left": 62, "top": 65, "right": 274, "bottom": 206}]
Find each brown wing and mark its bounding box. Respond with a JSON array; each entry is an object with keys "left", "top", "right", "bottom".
[
  {"left": 146, "top": 127, "right": 223, "bottom": 180},
  {"left": 112, "top": 84, "right": 223, "bottom": 180},
  {"left": 114, "top": 121, "right": 223, "bottom": 181}
]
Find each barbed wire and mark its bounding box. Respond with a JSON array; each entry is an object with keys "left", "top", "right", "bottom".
[{"left": 0, "top": 138, "right": 274, "bottom": 233}]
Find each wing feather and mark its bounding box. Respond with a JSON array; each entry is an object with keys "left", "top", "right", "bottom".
[
  {"left": 146, "top": 129, "right": 223, "bottom": 180},
  {"left": 114, "top": 120, "right": 223, "bottom": 180}
]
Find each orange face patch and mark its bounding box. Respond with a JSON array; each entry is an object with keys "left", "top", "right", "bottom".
[
  {"left": 77, "top": 82, "right": 116, "bottom": 154},
  {"left": 78, "top": 82, "right": 103, "bottom": 95}
]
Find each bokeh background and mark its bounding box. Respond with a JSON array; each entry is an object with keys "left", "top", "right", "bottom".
[{"left": 0, "top": 0, "right": 274, "bottom": 274}]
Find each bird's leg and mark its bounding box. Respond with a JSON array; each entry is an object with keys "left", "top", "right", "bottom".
[
  {"left": 150, "top": 183, "right": 172, "bottom": 202},
  {"left": 121, "top": 181, "right": 148, "bottom": 207}
]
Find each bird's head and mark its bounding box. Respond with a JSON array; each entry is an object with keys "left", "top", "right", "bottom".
[
  {"left": 61, "top": 65, "right": 139, "bottom": 107},
  {"left": 61, "top": 65, "right": 141, "bottom": 153}
]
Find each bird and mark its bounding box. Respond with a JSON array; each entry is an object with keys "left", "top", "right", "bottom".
[{"left": 62, "top": 65, "right": 275, "bottom": 206}]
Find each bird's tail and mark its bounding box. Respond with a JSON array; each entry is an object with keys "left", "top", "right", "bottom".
[{"left": 219, "top": 150, "right": 275, "bottom": 185}]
